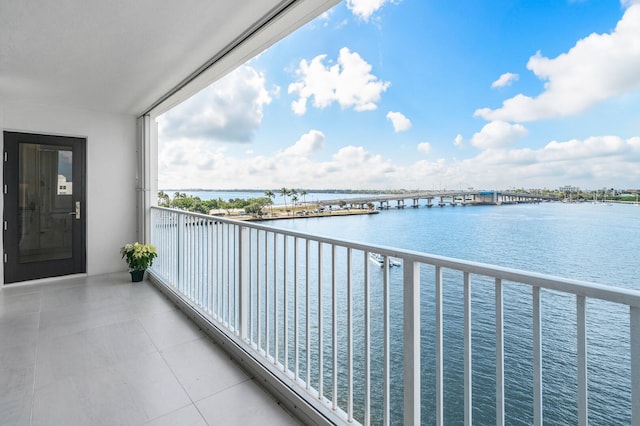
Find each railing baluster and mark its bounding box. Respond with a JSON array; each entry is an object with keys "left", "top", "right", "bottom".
[
  {"left": 631, "top": 306, "right": 640, "bottom": 426},
  {"left": 248, "top": 228, "right": 253, "bottom": 343},
  {"left": 227, "top": 223, "right": 231, "bottom": 325},
  {"left": 239, "top": 226, "right": 248, "bottom": 341},
  {"left": 306, "top": 239, "right": 311, "bottom": 389},
  {"left": 257, "top": 230, "right": 262, "bottom": 351},
  {"left": 403, "top": 259, "right": 420, "bottom": 426},
  {"left": 208, "top": 220, "right": 213, "bottom": 315},
  {"left": 274, "top": 233, "right": 278, "bottom": 364},
  {"left": 332, "top": 244, "right": 338, "bottom": 411},
  {"left": 364, "top": 251, "right": 371, "bottom": 425},
  {"left": 318, "top": 241, "right": 324, "bottom": 400},
  {"left": 294, "top": 236, "right": 299, "bottom": 380},
  {"left": 196, "top": 219, "right": 201, "bottom": 306},
  {"left": 178, "top": 213, "right": 184, "bottom": 293},
  {"left": 347, "top": 247, "right": 354, "bottom": 422},
  {"left": 496, "top": 278, "right": 505, "bottom": 426},
  {"left": 265, "top": 231, "right": 270, "bottom": 357},
  {"left": 383, "top": 255, "right": 390, "bottom": 426},
  {"left": 464, "top": 271, "right": 472, "bottom": 426},
  {"left": 577, "top": 295, "right": 588, "bottom": 426},
  {"left": 533, "top": 286, "right": 543, "bottom": 426},
  {"left": 215, "top": 220, "right": 220, "bottom": 320},
  {"left": 192, "top": 217, "right": 197, "bottom": 301},
  {"left": 283, "top": 235, "right": 289, "bottom": 373},
  {"left": 435, "top": 266, "right": 443, "bottom": 426}
]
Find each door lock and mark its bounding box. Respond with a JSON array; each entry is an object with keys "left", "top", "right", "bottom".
[{"left": 68, "top": 201, "right": 81, "bottom": 219}]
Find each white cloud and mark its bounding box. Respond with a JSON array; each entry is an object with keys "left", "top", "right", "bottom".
[
  {"left": 386, "top": 111, "right": 412, "bottom": 132},
  {"left": 622, "top": 0, "right": 640, "bottom": 8},
  {"left": 347, "top": 0, "right": 396, "bottom": 21},
  {"left": 281, "top": 130, "right": 325, "bottom": 157},
  {"left": 475, "top": 4, "right": 640, "bottom": 122},
  {"left": 417, "top": 142, "right": 431, "bottom": 154},
  {"left": 471, "top": 121, "right": 528, "bottom": 150},
  {"left": 459, "top": 135, "right": 640, "bottom": 188},
  {"left": 288, "top": 47, "right": 390, "bottom": 115},
  {"left": 159, "top": 130, "right": 640, "bottom": 190},
  {"left": 454, "top": 134, "right": 464, "bottom": 147},
  {"left": 159, "top": 65, "right": 272, "bottom": 143},
  {"left": 491, "top": 72, "right": 519, "bottom": 88}
]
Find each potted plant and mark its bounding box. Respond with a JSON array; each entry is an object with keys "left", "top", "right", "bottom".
[{"left": 120, "top": 242, "right": 157, "bottom": 282}]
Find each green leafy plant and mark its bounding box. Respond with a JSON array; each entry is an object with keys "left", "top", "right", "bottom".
[{"left": 120, "top": 242, "right": 157, "bottom": 271}]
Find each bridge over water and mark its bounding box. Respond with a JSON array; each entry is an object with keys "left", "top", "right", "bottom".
[{"left": 315, "top": 190, "right": 556, "bottom": 209}]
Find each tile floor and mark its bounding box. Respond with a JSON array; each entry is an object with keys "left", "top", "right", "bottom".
[{"left": 0, "top": 272, "right": 300, "bottom": 425}]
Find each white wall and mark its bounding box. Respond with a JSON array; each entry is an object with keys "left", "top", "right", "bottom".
[{"left": 0, "top": 100, "right": 138, "bottom": 280}]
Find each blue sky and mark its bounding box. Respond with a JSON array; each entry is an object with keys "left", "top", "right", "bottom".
[{"left": 158, "top": 0, "right": 640, "bottom": 191}]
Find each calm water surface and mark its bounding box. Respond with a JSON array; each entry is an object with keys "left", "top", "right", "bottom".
[
  {"left": 191, "top": 192, "right": 640, "bottom": 424},
  {"left": 271, "top": 201, "right": 639, "bottom": 425}
]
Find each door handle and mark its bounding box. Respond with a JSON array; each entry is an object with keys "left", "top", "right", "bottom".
[{"left": 68, "top": 201, "right": 81, "bottom": 219}]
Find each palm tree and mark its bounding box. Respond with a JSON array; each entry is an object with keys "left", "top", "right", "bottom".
[
  {"left": 289, "top": 189, "right": 298, "bottom": 216},
  {"left": 279, "top": 187, "right": 288, "bottom": 215},
  {"left": 264, "top": 190, "right": 275, "bottom": 215},
  {"left": 158, "top": 190, "right": 170, "bottom": 207},
  {"left": 300, "top": 189, "right": 308, "bottom": 207}
]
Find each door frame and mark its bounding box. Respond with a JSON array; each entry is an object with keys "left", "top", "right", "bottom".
[{"left": 3, "top": 131, "right": 87, "bottom": 284}]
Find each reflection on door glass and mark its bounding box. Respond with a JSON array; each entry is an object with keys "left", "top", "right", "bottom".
[
  {"left": 57, "top": 150, "right": 73, "bottom": 195},
  {"left": 18, "top": 144, "right": 73, "bottom": 263}
]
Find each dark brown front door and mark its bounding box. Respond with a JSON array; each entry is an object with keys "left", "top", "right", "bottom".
[{"left": 3, "top": 131, "right": 86, "bottom": 283}]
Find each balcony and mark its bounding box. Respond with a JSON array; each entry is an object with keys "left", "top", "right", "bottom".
[
  {"left": 3, "top": 206, "right": 639, "bottom": 425},
  {"left": 149, "top": 207, "right": 640, "bottom": 425},
  {"left": 0, "top": 272, "right": 298, "bottom": 425}
]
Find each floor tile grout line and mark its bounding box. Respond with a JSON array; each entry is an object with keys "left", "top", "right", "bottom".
[
  {"left": 153, "top": 332, "right": 212, "bottom": 425},
  {"left": 29, "top": 287, "right": 44, "bottom": 426}
]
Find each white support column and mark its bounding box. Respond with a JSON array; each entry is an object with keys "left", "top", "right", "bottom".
[{"left": 135, "top": 115, "right": 154, "bottom": 243}]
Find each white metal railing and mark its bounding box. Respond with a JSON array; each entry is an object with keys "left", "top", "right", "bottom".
[{"left": 149, "top": 206, "right": 640, "bottom": 425}]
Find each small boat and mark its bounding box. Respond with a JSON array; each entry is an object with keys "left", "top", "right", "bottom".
[{"left": 369, "top": 252, "right": 401, "bottom": 267}]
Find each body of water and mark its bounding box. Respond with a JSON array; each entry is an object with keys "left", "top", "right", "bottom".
[{"left": 180, "top": 191, "right": 640, "bottom": 424}]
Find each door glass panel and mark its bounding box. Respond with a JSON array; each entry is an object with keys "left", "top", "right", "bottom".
[{"left": 18, "top": 143, "right": 73, "bottom": 263}]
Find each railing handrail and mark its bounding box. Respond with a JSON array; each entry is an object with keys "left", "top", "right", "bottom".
[{"left": 151, "top": 206, "right": 640, "bottom": 308}]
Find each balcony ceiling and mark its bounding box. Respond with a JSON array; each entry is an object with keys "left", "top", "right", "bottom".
[{"left": 0, "top": 0, "right": 318, "bottom": 116}]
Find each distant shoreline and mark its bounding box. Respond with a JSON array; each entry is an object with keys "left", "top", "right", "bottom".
[
  {"left": 212, "top": 208, "right": 379, "bottom": 221},
  {"left": 163, "top": 188, "right": 406, "bottom": 195}
]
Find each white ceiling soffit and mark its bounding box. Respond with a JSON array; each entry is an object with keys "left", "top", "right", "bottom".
[
  {"left": 148, "top": 0, "right": 342, "bottom": 117},
  {"left": 0, "top": 0, "right": 340, "bottom": 117}
]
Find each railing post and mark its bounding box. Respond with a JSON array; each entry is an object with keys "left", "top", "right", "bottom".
[
  {"left": 577, "top": 295, "right": 588, "bottom": 426},
  {"left": 238, "top": 225, "right": 248, "bottom": 341},
  {"left": 631, "top": 306, "right": 640, "bottom": 426},
  {"left": 403, "top": 259, "right": 420, "bottom": 426},
  {"left": 464, "top": 272, "right": 472, "bottom": 426},
  {"left": 495, "top": 278, "right": 505, "bottom": 426},
  {"left": 435, "top": 266, "right": 443, "bottom": 426},
  {"left": 533, "top": 287, "right": 543, "bottom": 426},
  {"left": 177, "top": 212, "right": 184, "bottom": 288}
]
